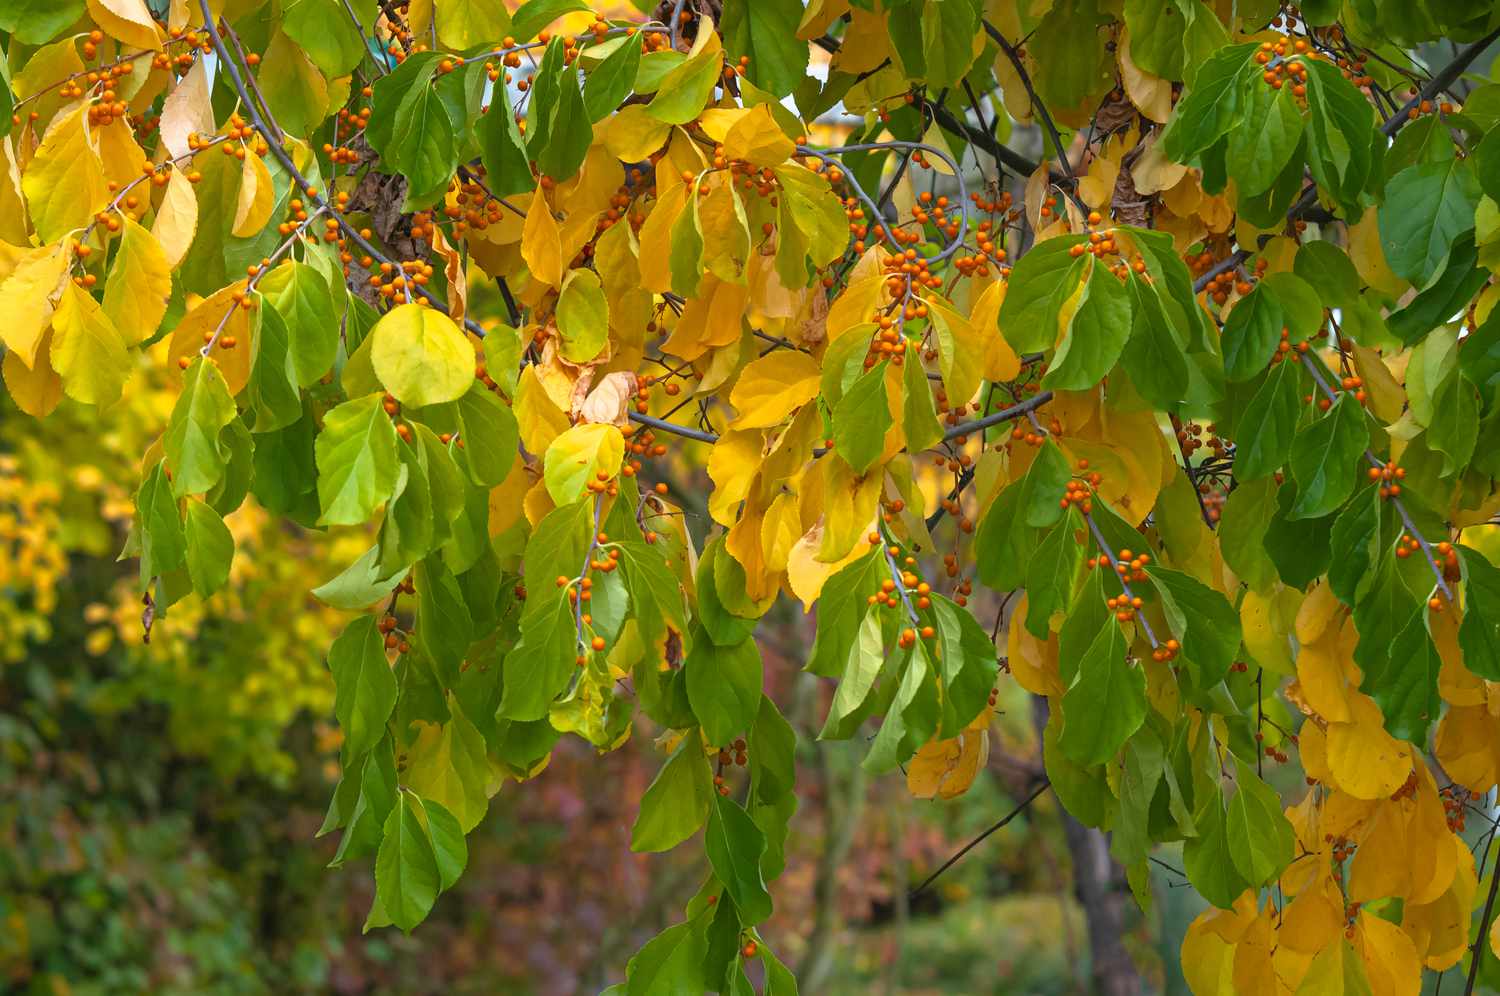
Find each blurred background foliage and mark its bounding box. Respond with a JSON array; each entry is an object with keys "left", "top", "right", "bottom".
[{"left": 0, "top": 339, "right": 1208, "bottom": 995}]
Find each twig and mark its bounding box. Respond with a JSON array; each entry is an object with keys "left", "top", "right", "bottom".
[{"left": 908, "top": 779, "right": 1051, "bottom": 900}]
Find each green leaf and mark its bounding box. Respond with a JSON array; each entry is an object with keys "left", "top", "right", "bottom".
[
  {"left": 669, "top": 190, "right": 706, "bottom": 298},
  {"left": 1234, "top": 360, "right": 1302, "bottom": 481},
  {"left": 721, "top": 0, "right": 808, "bottom": 97},
  {"left": 1264, "top": 482, "right": 1333, "bottom": 587},
  {"left": 137, "top": 464, "right": 186, "bottom": 583},
  {"left": 478, "top": 99, "right": 534, "bottom": 198},
  {"left": 316, "top": 393, "right": 401, "bottom": 526},
  {"left": 1460, "top": 547, "right": 1500, "bottom": 681},
  {"left": 1221, "top": 284, "right": 1284, "bottom": 382},
  {"left": 1260, "top": 272, "right": 1322, "bottom": 343},
  {"left": 1148, "top": 565, "right": 1240, "bottom": 687},
  {"left": 1043, "top": 264, "right": 1131, "bottom": 391},
  {"left": 583, "top": 35, "right": 643, "bottom": 121},
  {"left": 417, "top": 796, "right": 467, "bottom": 892},
  {"left": 282, "top": 0, "right": 372, "bottom": 76},
  {"left": 1122, "top": 0, "right": 1226, "bottom": 80},
  {"left": 1122, "top": 273, "right": 1190, "bottom": 410},
  {"left": 1366, "top": 608, "right": 1441, "bottom": 744},
  {"left": 329, "top": 615, "right": 399, "bottom": 760},
  {"left": 1328, "top": 485, "right": 1383, "bottom": 606},
  {"left": 1023, "top": 439, "right": 1073, "bottom": 529},
  {"left": 1302, "top": 58, "right": 1377, "bottom": 211},
  {"left": 647, "top": 35, "right": 722, "bottom": 125},
  {"left": 823, "top": 610, "right": 884, "bottom": 734},
  {"left": 415, "top": 556, "right": 474, "bottom": 686},
  {"left": 369, "top": 792, "right": 440, "bottom": 932},
  {"left": 749, "top": 695, "right": 796, "bottom": 803},
  {"left": 313, "top": 545, "right": 406, "bottom": 610},
  {"left": 164, "top": 357, "right": 237, "bottom": 498},
  {"left": 510, "top": 0, "right": 591, "bottom": 40},
  {"left": 864, "top": 640, "right": 939, "bottom": 773},
  {"left": 258, "top": 261, "right": 338, "bottom": 387},
  {"left": 1288, "top": 392, "right": 1366, "bottom": 519},
  {"left": 806, "top": 550, "right": 884, "bottom": 677},
  {"left": 1023, "top": 510, "right": 1084, "bottom": 639},
  {"left": 1294, "top": 241, "right": 1362, "bottom": 310},
  {"left": 997, "top": 237, "right": 1086, "bottom": 353},
  {"left": 686, "top": 635, "right": 763, "bottom": 747},
  {"left": 1160, "top": 44, "right": 1256, "bottom": 161},
  {"left": 527, "top": 37, "right": 593, "bottom": 180},
  {"left": 831, "top": 362, "right": 893, "bottom": 473},
  {"left": 449, "top": 384, "right": 519, "bottom": 487},
  {"left": 1427, "top": 370, "right": 1480, "bottom": 475},
  {"left": 1057, "top": 612, "right": 1142, "bottom": 765},
  {"left": 1183, "top": 791, "right": 1251, "bottom": 909},
  {"left": 1378, "top": 157, "right": 1483, "bottom": 286},
  {"left": 901, "top": 352, "right": 944, "bottom": 454},
  {"left": 706, "top": 795, "right": 773, "bottom": 925},
  {"left": 0, "top": 0, "right": 84, "bottom": 44},
  {"left": 1228, "top": 80, "right": 1304, "bottom": 196},
  {"left": 183, "top": 499, "right": 234, "bottom": 598},
  {"left": 555, "top": 269, "right": 610, "bottom": 364},
  {"left": 975, "top": 479, "right": 1037, "bottom": 592},
  {"left": 1226, "top": 759, "right": 1295, "bottom": 887},
  {"left": 247, "top": 301, "right": 303, "bottom": 432},
  {"left": 623, "top": 917, "right": 711, "bottom": 996},
  {"left": 632, "top": 740, "right": 714, "bottom": 852}
]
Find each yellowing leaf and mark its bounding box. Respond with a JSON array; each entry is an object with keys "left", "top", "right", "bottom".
[
  {"left": 370, "top": 303, "right": 474, "bottom": 408},
  {"left": 521, "top": 193, "right": 563, "bottom": 288},
  {"left": 1403, "top": 834, "right": 1476, "bottom": 971},
  {"left": 152, "top": 168, "right": 199, "bottom": 267},
  {"left": 723, "top": 104, "right": 795, "bottom": 167},
  {"left": 785, "top": 522, "right": 872, "bottom": 609},
  {"left": 0, "top": 243, "right": 70, "bottom": 366},
  {"left": 103, "top": 219, "right": 171, "bottom": 344},
  {"left": 1434, "top": 703, "right": 1500, "bottom": 793},
  {"left": 94, "top": 116, "right": 147, "bottom": 190},
  {"left": 729, "top": 350, "right": 820, "bottom": 428},
  {"left": 86, "top": 0, "right": 163, "bottom": 50},
  {"left": 543, "top": 422, "right": 623, "bottom": 504},
  {"left": 1118, "top": 27, "right": 1171, "bottom": 122},
  {"left": 1325, "top": 694, "right": 1413, "bottom": 800},
  {"left": 636, "top": 183, "right": 690, "bottom": 293},
  {"left": 968, "top": 279, "right": 1022, "bottom": 381},
  {"left": 22, "top": 104, "right": 110, "bottom": 244},
  {"left": 2, "top": 330, "right": 63, "bottom": 416},
  {"left": 160, "top": 56, "right": 215, "bottom": 158},
  {"left": 50, "top": 282, "right": 130, "bottom": 407},
  {"left": 232, "top": 152, "right": 275, "bottom": 237}
]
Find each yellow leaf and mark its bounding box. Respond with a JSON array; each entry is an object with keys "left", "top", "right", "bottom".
[
  {"left": 1181, "top": 893, "right": 1260, "bottom": 995},
  {"left": 1355, "top": 913, "right": 1421, "bottom": 996},
  {"left": 1007, "top": 596, "right": 1064, "bottom": 696},
  {"left": 50, "top": 281, "right": 130, "bottom": 407},
  {"left": 729, "top": 349, "right": 820, "bottom": 428},
  {"left": 94, "top": 116, "right": 147, "bottom": 190},
  {"left": 515, "top": 364, "right": 569, "bottom": 454},
  {"left": 102, "top": 219, "right": 171, "bottom": 344},
  {"left": 636, "top": 182, "right": 690, "bottom": 293},
  {"left": 167, "top": 281, "right": 253, "bottom": 394},
  {"left": 907, "top": 722, "right": 989, "bottom": 800},
  {"left": 543, "top": 422, "right": 623, "bottom": 505},
  {"left": 2, "top": 329, "right": 63, "bottom": 416},
  {"left": 1240, "top": 588, "right": 1296, "bottom": 675},
  {"left": 521, "top": 193, "right": 563, "bottom": 288},
  {"left": 759, "top": 490, "right": 800, "bottom": 575},
  {"left": 1402, "top": 834, "right": 1476, "bottom": 971},
  {"left": 231, "top": 152, "right": 275, "bottom": 237},
  {"left": 0, "top": 243, "right": 71, "bottom": 366},
  {"left": 1297, "top": 939, "right": 1374, "bottom": 995},
  {"left": 1118, "top": 28, "right": 1172, "bottom": 122},
  {"left": 1295, "top": 581, "right": 1342, "bottom": 645},
  {"left": 1280, "top": 870, "right": 1345, "bottom": 954},
  {"left": 1348, "top": 209, "right": 1404, "bottom": 297},
  {"left": 1325, "top": 694, "right": 1413, "bottom": 800},
  {"left": 1434, "top": 703, "right": 1500, "bottom": 793},
  {"left": 723, "top": 103, "right": 795, "bottom": 167},
  {"left": 371, "top": 303, "right": 474, "bottom": 407},
  {"left": 824, "top": 270, "right": 885, "bottom": 341},
  {"left": 785, "top": 522, "right": 873, "bottom": 609},
  {"left": 22, "top": 104, "right": 110, "bottom": 244},
  {"left": 817, "top": 453, "right": 882, "bottom": 562},
  {"left": 1295, "top": 625, "right": 1353, "bottom": 723},
  {"left": 968, "top": 279, "right": 1022, "bottom": 381},
  {"left": 1231, "top": 904, "right": 1279, "bottom": 996},
  {"left": 152, "top": 167, "right": 199, "bottom": 267},
  {"left": 86, "top": 0, "right": 163, "bottom": 50},
  {"left": 707, "top": 428, "right": 763, "bottom": 526}
]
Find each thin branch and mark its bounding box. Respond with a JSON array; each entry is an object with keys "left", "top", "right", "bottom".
[
  {"left": 982, "top": 21, "right": 1075, "bottom": 181},
  {"left": 1465, "top": 834, "right": 1500, "bottom": 995},
  {"left": 909, "top": 779, "right": 1051, "bottom": 900}
]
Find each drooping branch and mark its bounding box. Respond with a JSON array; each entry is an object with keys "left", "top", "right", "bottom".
[{"left": 908, "top": 778, "right": 1051, "bottom": 900}]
